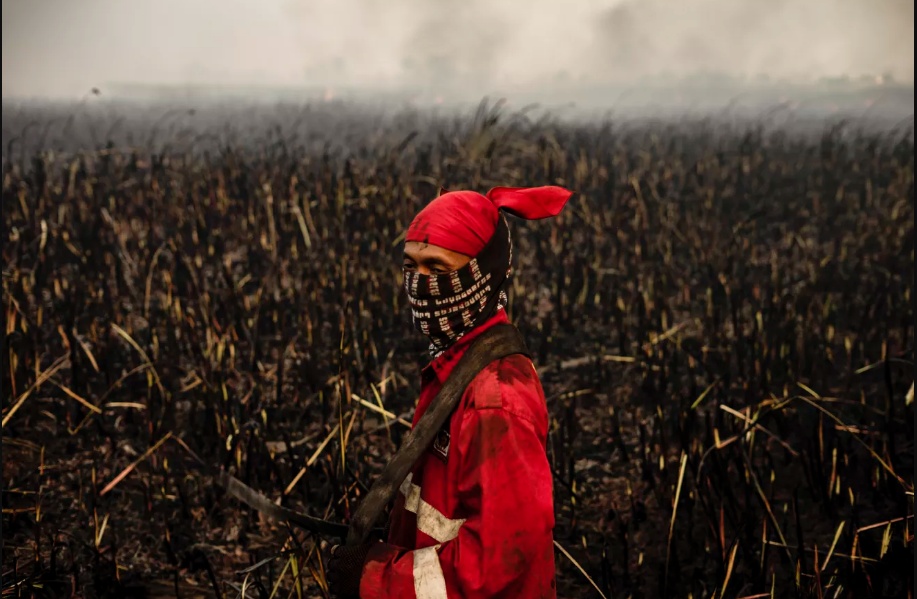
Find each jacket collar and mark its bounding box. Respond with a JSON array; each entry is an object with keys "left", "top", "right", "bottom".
[{"left": 422, "top": 309, "right": 511, "bottom": 385}]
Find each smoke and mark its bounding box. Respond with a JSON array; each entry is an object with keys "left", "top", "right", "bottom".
[
  {"left": 590, "top": 0, "right": 913, "bottom": 85},
  {"left": 2, "top": 0, "right": 913, "bottom": 100}
]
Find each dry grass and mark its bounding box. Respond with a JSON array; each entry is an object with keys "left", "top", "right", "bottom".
[{"left": 1, "top": 99, "right": 913, "bottom": 598}]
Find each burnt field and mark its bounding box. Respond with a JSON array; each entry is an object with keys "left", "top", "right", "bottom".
[{"left": 1, "top": 99, "right": 914, "bottom": 598}]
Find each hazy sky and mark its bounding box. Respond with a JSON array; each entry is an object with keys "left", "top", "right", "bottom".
[{"left": 2, "top": 0, "right": 913, "bottom": 99}]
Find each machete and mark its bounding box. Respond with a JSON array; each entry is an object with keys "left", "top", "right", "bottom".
[
  {"left": 181, "top": 323, "right": 529, "bottom": 544},
  {"left": 177, "top": 437, "right": 362, "bottom": 539}
]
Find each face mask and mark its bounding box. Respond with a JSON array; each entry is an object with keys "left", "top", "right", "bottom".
[{"left": 403, "top": 214, "right": 512, "bottom": 357}]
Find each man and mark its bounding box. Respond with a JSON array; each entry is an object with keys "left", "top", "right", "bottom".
[{"left": 327, "top": 185, "right": 574, "bottom": 598}]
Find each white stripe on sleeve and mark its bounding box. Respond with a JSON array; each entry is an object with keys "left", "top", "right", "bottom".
[
  {"left": 413, "top": 545, "right": 448, "bottom": 599},
  {"left": 399, "top": 473, "right": 467, "bottom": 543}
]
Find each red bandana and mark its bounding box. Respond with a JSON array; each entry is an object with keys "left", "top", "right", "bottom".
[{"left": 405, "top": 186, "right": 574, "bottom": 256}]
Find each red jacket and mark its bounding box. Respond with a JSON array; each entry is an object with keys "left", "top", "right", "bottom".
[{"left": 360, "top": 310, "right": 557, "bottom": 598}]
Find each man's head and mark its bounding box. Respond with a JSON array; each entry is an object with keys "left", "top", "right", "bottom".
[{"left": 401, "top": 185, "right": 575, "bottom": 356}]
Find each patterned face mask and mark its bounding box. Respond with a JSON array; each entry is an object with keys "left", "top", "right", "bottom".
[{"left": 403, "top": 214, "right": 513, "bottom": 357}]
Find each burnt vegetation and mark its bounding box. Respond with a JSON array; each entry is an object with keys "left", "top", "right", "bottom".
[{"left": 1, "top": 99, "right": 914, "bottom": 598}]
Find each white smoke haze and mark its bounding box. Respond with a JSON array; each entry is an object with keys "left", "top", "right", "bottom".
[{"left": 2, "top": 0, "right": 913, "bottom": 101}]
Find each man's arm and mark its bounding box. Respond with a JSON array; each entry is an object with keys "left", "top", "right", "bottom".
[{"left": 358, "top": 402, "right": 555, "bottom": 598}]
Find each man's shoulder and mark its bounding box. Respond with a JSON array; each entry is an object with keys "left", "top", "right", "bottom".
[{"left": 464, "top": 353, "right": 545, "bottom": 413}]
